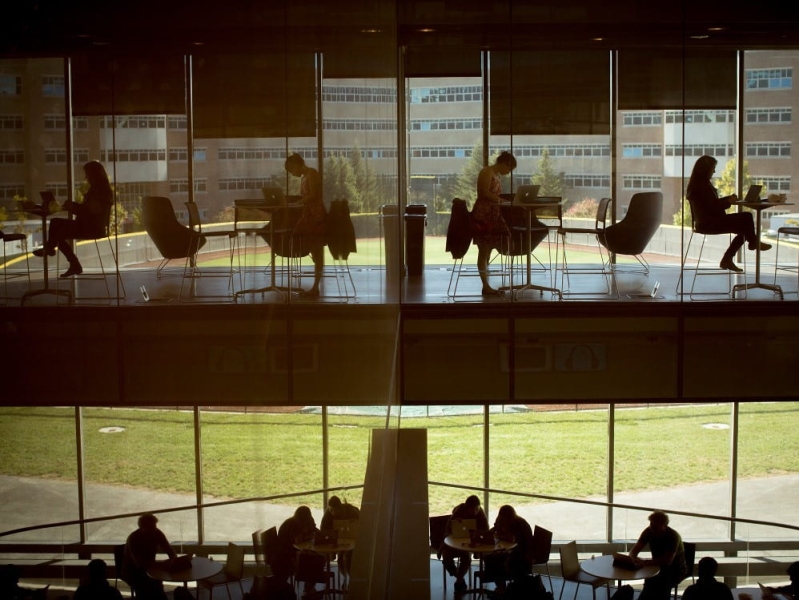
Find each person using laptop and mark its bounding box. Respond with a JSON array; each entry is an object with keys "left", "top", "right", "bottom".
[
  {"left": 122, "top": 513, "right": 177, "bottom": 600},
  {"left": 681, "top": 557, "right": 733, "bottom": 600},
  {"left": 482, "top": 504, "right": 534, "bottom": 594},
  {"left": 687, "top": 155, "right": 771, "bottom": 273},
  {"left": 275, "top": 505, "right": 319, "bottom": 595},
  {"left": 471, "top": 151, "right": 515, "bottom": 296},
  {"left": 628, "top": 510, "right": 687, "bottom": 600},
  {"left": 441, "top": 494, "right": 489, "bottom": 593},
  {"left": 319, "top": 496, "right": 360, "bottom": 586},
  {"left": 760, "top": 561, "right": 799, "bottom": 599},
  {"left": 32, "top": 160, "right": 113, "bottom": 278},
  {"left": 284, "top": 153, "right": 327, "bottom": 298}
]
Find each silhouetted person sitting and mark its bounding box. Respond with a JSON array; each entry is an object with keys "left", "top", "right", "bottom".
[
  {"left": 73, "top": 559, "right": 123, "bottom": 600},
  {"left": 687, "top": 154, "right": 771, "bottom": 273},
  {"left": 682, "top": 557, "right": 733, "bottom": 600},
  {"left": 441, "top": 494, "right": 489, "bottom": 593},
  {"left": 319, "top": 496, "right": 360, "bottom": 586},
  {"left": 276, "top": 506, "right": 319, "bottom": 598},
  {"left": 0, "top": 564, "right": 45, "bottom": 600},
  {"left": 483, "top": 504, "right": 535, "bottom": 594},
  {"left": 122, "top": 513, "right": 177, "bottom": 600},
  {"left": 33, "top": 160, "right": 113, "bottom": 278},
  {"left": 762, "top": 561, "right": 799, "bottom": 599},
  {"left": 629, "top": 510, "right": 687, "bottom": 600}
]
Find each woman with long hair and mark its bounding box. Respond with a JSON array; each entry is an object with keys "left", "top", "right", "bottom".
[
  {"left": 33, "top": 160, "right": 113, "bottom": 277},
  {"left": 686, "top": 155, "right": 770, "bottom": 273}
]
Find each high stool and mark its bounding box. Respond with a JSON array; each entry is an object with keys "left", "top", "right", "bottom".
[
  {"left": 677, "top": 226, "right": 744, "bottom": 299},
  {"left": 773, "top": 226, "right": 799, "bottom": 297},
  {"left": 1, "top": 231, "right": 30, "bottom": 304},
  {"left": 56, "top": 232, "right": 126, "bottom": 304}
]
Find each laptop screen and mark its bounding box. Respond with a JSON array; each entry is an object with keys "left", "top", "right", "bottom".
[
  {"left": 744, "top": 184, "right": 762, "bottom": 203},
  {"left": 512, "top": 185, "right": 540, "bottom": 205}
]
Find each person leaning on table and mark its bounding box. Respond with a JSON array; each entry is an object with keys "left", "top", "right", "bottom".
[
  {"left": 629, "top": 510, "right": 687, "bottom": 600},
  {"left": 122, "top": 513, "right": 177, "bottom": 600},
  {"left": 441, "top": 494, "right": 489, "bottom": 593},
  {"left": 483, "top": 504, "right": 535, "bottom": 594}
]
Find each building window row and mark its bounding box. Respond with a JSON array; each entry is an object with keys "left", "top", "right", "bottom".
[
  {"left": 665, "top": 144, "right": 734, "bottom": 157},
  {"left": 411, "top": 118, "right": 483, "bottom": 131},
  {"left": 746, "top": 107, "right": 792, "bottom": 124},
  {"left": 513, "top": 145, "right": 611, "bottom": 158},
  {"left": 410, "top": 146, "right": 470, "bottom": 158},
  {"left": 45, "top": 183, "right": 71, "bottom": 199},
  {"left": 746, "top": 67, "right": 792, "bottom": 90},
  {"left": 1, "top": 115, "right": 24, "bottom": 129},
  {"left": 218, "top": 177, "right": 272, "bottom": 191},
  {"left": 321, "top": 86, "right": 396, "bottom": 103},
  {"left": 745, "top": 142, "right": 791, "bottom": 158},
  {"left": 100, "top": 149, "right": 166, "bottom": 162},
  {"left": 323, "top": 148, "right": 396, "bottom": 159},
  {"left": 621, "top": 144, "right": 662, "bottom": 158},
  {"left": 622, "top": 175, "right": 661, "bottom": 190},
  {"left": 43, "top": 115, "right": 89, "bottom": 130},
  {"left": 0, "top": 75, "right": 22, "bottom": 96},
  {"left": 218, "top": 147, "right": 289, "bottom": 160},
  {"left": 664, "top": 110, "right": 736, "bottom": 124},
  {"left": 0, "top": 184, "right": 25, "bottom": 199},
  {"left": 324, "top": 118, "right": 397, "bottom": 132},
  {"left": 621, "top": 111, "right": 662, "bottom": 126},
  {"left": 410, "top": 86, "right": 483, "bottom": 104},
  {"left": 0, "top": 150, "right": 24, "bottom": 164},
  {"left": 41, "top": 75, "right": 64, "bottom": 97},
  {"left": 101, "top": 116, "right": 166, "bottom": 129},
  {"left": 117, "top": 182, "right": 156, "bottom": 207},
  {"left": 45, "top": 149, "right": 89, "bottom": 164},
  {"left": 170, "top": 178, "right": 208, "bottom": 194},
  {"left": 755, "top": 175, "right": 791, "bottom": 192},
  {"left": 169, "top": 147, "right": 207, "bottom": 162},
  {"left": 168, "top": 116, "right": 187, "bottom": 130},
  {"left": 565, "top": 174, "right": 612, "bottom": 188}
]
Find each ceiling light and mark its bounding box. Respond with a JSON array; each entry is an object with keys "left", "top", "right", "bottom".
[{"left": 417, "top": 28, "right": 436, "bottom": 33}]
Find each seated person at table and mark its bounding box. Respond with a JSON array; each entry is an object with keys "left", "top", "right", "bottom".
[
  {"left": 761, "top": 561, "right": 799, "bottom": 599},
  {"left": 122, "top": 513, "right": 177, "bottom": 600},
  {"left": 275, "top": 505, "right": 319, "bottom": 595},
  {"left": 245, "top": 559, "right": 297, "bottom": 600},
  {"left": 441, "top": 494, "right": 489, "bottom": 593},
  {"left": 686, "top": 154, "right": 771, "bottom": 273},
  {"left": 32, "top": 160, "right": 113, "bottom": 278},
  {"left": 73, "top": 559, "right": 123, "bottom": 600},
  {"left": 319, "top": 496, "right": 360, "bottom": 585},
  {"left": 0, "top": 564, "right": 45, "bottom": 600},
  {"left": 629, "top": 510, "right": 687, "bottom": 600},
  {"left": 682, "top": 557, "right": 733, "bottom": 600},
  {"left": 483, "top": 505, "right": 535, "bottom": 594}
]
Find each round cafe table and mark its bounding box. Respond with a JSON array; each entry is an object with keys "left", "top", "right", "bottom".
[
  {"left": 581, "top": 554, "right": 660, "bottom": 587},
  {"left": 444, "top": 535, "right": 517, "bottom": 594},
  {"left": 147, "top": 556, "right": 222, "bottom": 586}
]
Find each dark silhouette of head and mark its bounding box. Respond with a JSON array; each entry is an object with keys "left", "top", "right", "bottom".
[
  {"left": 465, "top": 495, "right": 481, "bottom": 516},
  {"left": 138, "top": 513, "right": 159, "bottom": 530},
  {"left": 294, "top": 505, "right": 314, "bottom": 528},
  {"left": 687, "top": 155, "right": 718, "bottom": 198},
  {"left": 697, "top": 556, "right": 718, "bottom": 580},
  {"left": 87, "top": 558, "right": 109, "bottom": 582},
  {"left": 648, "top": 510, "right": 670, "bottom": 534},
  {"left": 285, "top": 153, "right": 306, "bottom": 177},
  {"left": 0, "top": 564, "right": 22, "bottom": 590},
  {"left": 787, "top": 561, "right": 799, "bottom": 582},
  {"left": 328, "top": 496, "right": 342, "bottom": 510},
  {"left": 83, "top": 160, "right": 111, "bottom": 191}
]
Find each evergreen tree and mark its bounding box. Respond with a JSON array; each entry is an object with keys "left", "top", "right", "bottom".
[
  {"left": 349, "top": 145, "right": 379, "bottom": 212},
  {"left": 452, "top": 141, "right": 497, "bottom": 207},
  {"left": 531, "top": 148, "right": 566, "bottom": 198}
]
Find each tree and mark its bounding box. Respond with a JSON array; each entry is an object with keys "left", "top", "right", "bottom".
[
  {"left": 323, "top": 155, "right": 359, "bottom": 210},
  {"left": 565, "top": 197, "right": 599, "bottom": 219},
  {"left": 531, "top": 148, "right": 566, "bottom": 198},
  {"left": 348, "top": 145, "right": 380, "bottom": 213}
]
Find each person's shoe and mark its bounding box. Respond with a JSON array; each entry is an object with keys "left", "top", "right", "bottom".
[
  {"left": 719, "top": 257, "right": 743, "bottom": 273},
  {"left": 299, "top": 287, "right": 320, "bottom": 298},
  {"left": 748, "top": 241, "right": 772, "bottom": 252},
  {"left": 60, "top": 263, "right": 83, "bottom": 278},
  {"left": 33, "top": 247, "right": 55, "bottom": 257},
  {"left": 481, "top": 287, "right": 504, "bottom": 297},
  {"left": 454, "top": 579, "right": 467, "bottom": 593}
]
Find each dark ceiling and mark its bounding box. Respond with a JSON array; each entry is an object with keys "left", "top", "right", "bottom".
[{"left": 5, "top": 0, "right": 799, "bottom": 56}]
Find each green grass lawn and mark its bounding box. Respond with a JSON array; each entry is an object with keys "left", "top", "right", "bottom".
[{"left": 1, "top": 403, "right": 797, "bottom": 514}]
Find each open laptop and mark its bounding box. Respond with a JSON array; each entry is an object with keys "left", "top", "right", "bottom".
[
  {"left": 333, "top": 519, "right": 359, "bottom": 540},
  {"left": 314, "top": 529, "right": 339, "bottom": 546},
  {"left": 612, "top": 552, "right": 638, "bottom": 569},
  {"left": 38, "top": 190, "right": 60, "bottom": 209},
  {"left": 450, "top": 518, "right": 477, "bottom": 538},
  {"left": 511, "top": 184, "right": 541, "bottom": 205},
  {"left": 469, "top": 529, "right": 494, "bottom": 546},
  {"left": 261, "top": 186, "right": 286, "bottom": 206},
  {"left": 743, "top": 184, "right": 763, "bottom": 203}
]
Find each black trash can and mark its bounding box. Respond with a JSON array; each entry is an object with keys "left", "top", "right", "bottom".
[
  {"left": 380, "top": 204, "right": 400, "bottom": 286},
  {"left": 404, "top": 204, "right": 427, "bottom": 278}
]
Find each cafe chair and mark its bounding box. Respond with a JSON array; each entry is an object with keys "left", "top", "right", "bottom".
[
  {"left": 598, "top": 191, "right": 663, "bottom": 298},
  {"left": 261, "top": 526, "right": 279, "bottom": 577},
  {"left": 531, "top": 525, "right": 554, "bottom": 592},
  {"left": 1, "top": 230, "right": 30, "bottom": 304},
  {"left": 183, "top": 201, "right": 237, "bottom": 299},
  {"left": 558, "top": 197, "right": 613, "bottom": 296},
  {"left": 672, "top": 541, "right": 696, "bottom": 599},
  {"left": 773, "top": 225, "right": 799, "bottom": 297},
  {"left": 446, "top": 198, "right": 474, "bottom": 297},
  {"left": 322, "top": 198, "right": 357, "bottom": 300},
  {"left": 197, "top": 542, "right": 245, "bottom": 600},
  {"left": 429, "top": 515, "right": 453, "bottom": 591},
  {"left": 113, "top": 543, "right": 136, "bottom": 596},
  {"left": 252, "top": 528, "right": 266, "bottom": 577},
  {"left": 142, "top": 196, "right": 206, "bottom": 281},
  {"left": 677, "top": 197, "right": 742, "bottom": 299},
  {"left": 558, "top": 541, "right": 610, "bottom": 600}
]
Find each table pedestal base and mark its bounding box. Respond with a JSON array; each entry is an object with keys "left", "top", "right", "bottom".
[{"left": 733, "top": 281, "right": 784, "bottom": 300}]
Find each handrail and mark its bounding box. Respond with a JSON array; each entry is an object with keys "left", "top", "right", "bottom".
[
  {"left": 0, "top": 484, "right": 363, "bottom": 540},
  {"left": 428, "top": 480, "right": 799, "bottom": 536}
]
